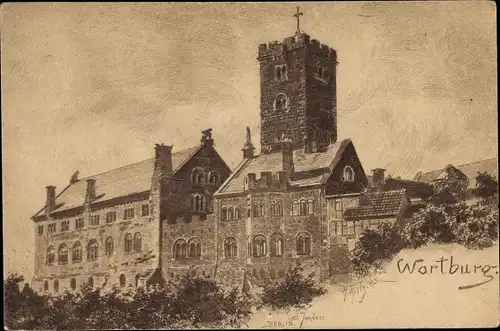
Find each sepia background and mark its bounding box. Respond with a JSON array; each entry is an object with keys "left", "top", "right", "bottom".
[{"left": 1, "top": 2, "right": 498, "bottom": 327}]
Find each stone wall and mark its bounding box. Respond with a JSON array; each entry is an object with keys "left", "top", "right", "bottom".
[{"left": 32, "top": 198, "right": 159, "bottom": 294}]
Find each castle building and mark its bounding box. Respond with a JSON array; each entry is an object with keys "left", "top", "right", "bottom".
[
  {"left": 211, "top": 30, "right": 370, "bottom": 288},
  {"left": 31, "top": 132, "right": 231, "bottom": 293}
]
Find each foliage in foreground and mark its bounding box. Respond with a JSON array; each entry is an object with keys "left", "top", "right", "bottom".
[
  {"left": 4, "top": 271, "right": 253, "bottom": 330},
  {"left": 260, "top": 265, "right": 327, "bottom": 310}
]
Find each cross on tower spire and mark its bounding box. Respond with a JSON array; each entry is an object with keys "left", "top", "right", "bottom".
[{"left": 293, "top": 6, "right": 304, "bottom": 34}]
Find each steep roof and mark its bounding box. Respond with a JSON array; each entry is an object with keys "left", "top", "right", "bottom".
[
  {"left": 34, "top": 145, "right": 202, "bottom": 218},
  {"left": 381, "top": 178, "right": 433, "bottom": 198},
  {"left": 343, "top": 189, "right": 407, "bottom": 220},
  {"left": 414, "top": 158, "right": 498, "bottom": 188},
  {"left": 215, "top": 139, "right": 352, "bottom": 195}
]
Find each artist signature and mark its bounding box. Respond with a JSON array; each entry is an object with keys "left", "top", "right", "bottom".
[{"left": 263, "top": 309, "right": 325, "bottom": 329}]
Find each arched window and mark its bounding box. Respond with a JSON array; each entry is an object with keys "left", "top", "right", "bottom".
[
  {"left": 300, "top": 199, "right": 307, "bottom": 215},
  {"left": 135, "top": 274, "right": 140, "bottom": 287},
  {"left": 72, "top": 242, "right": 82, "bottom": 263},
  {"left": 134, "top": 233, "right": 142, "bottom": 252},
  {"left": 277, "top": 202, "right": 283, "bottom": 216},
  {"left": 88, "top": 276, "right": 94, "bottom": 288},
  {"left": 87, "top": 239, "right": 99, "bottom": 260},
  {"left": 228, "top": 206, "right": 234, "bottom": 220},
  {"left": 199, "top": 196, "right": 204, "bottom": 212},
  {"left": 58, "top": 243, "right": 68, "bottom": 264},
  {"left": 252, "top": 235, "right": 267, "bottom": 257},
  {"left": 209, "top": 171, "right": 220, "bottom": 185},
  {"left": 46, "top": 246, "right": 55, "bottom": 265},
  {"left": 70, "top": 278, "right": 77, "bottom": 291},
  {"left": 221, "top": 206, "right": 228, "bottom": 221},
  {"left": 270, "top": 201, "right": 276, "bottom": 215},
  {"left": 44, "top": 280, "right": 49, "bottom": 292},
  {"left": 53, "top": 279, "right": 59, "bottom": 293},
  {"left": 119, "top": 274, "right": 126, "bottom": 288},
  {"left": 270, "top": 234, "right": 284, "bottom": 257},
  {"left": 224, "top": 237, "right": 237, "bottom": 258},
  {"left": 252, "top": 203, "right": 259, "bottom": 217},
  {"left": 296, "top": 232, "right": 312, "bottom": 255},
  {"left": 275, "top": 66, "right": 281, "bottom": 80},
  {"left": 343, "top": 166, "right": 355, "bottom": 182},
  {"left": 281, "top": 65, "right": 287, "bottom": 80},
  {"left": 124, "top": 233, "right": 133, "bottom": 252},
  {"left": 274, "top": 94, "right": 287, "bottom": 112},
  {"left": 322, "top": 69, "right": 329, "bottom": 81},
  {"left": 173, "top": 239, "right": 187, "bottom": 260},
  {"left": 292, "top": 201, "right": 300, "bottom": 216},
  {"left": 307, "top": 199, "right": 314, "bottom": 215},
  {"left": 234, "top": 207, "right": 240, "bottom": 220},
  {"left": 105, "top": 237, "right": 114, "bottom": 256},
  {"left": 188, "top": 238, "right": 201, "bottom": 259},
  {"left": 260, "top": 203, "right": 265, "bottom": 216}
]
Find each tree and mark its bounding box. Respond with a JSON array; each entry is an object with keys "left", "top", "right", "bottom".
[
  {"left": 472, "top": 171, "right": 498, "bottom": 206},
  {"left": 429, "top": 178, "right": 467, "bottom": 205},
  {"left": 402, "top": 204, "right": 456, "bottom": 249},
  {"left": 350, "top": 223, "right": 407, "bottom": 276},
  {"left": 260, "top": 265, "right": 326, "bottom": 310}
]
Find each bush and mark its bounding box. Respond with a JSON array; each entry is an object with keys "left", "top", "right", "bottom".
[
  {"left": 350, "top": 223, "right": 407, "bottom": 276},
  {"left": 472, "top": 171, "right": 498, "bottom": 205},
  {"left": 402, "top": 204, "right": 456, "bottom": 249},
  {"left": 3, "top": 271, "right": 253, "bottom": 329},
  {"left": 260, "top": 265, "right": 326, "bottom": 310}
]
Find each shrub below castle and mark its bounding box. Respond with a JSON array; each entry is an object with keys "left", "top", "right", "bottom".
[
  {"left": 4, "top": 271, "right": 253, "bottom": 330},
  {"left": 259, "top": 266, "right": 327, "bottom": 310}
]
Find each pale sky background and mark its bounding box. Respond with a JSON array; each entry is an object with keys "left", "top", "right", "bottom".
[{"left": 1, "top": 2, "right": 497, "bottom": 280}]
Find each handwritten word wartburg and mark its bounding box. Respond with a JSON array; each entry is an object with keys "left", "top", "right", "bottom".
[{"left": 30, "top": 11, "right": 497, "bottom": 295}]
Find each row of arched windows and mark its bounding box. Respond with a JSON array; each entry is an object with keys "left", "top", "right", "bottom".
[
  {"left": 222, "top": 232, "right": 312, "bottom": 259},
  {"left": 173, "top": 237, "right": 202, "bottom": 260},
  {"left": 314, "top": 63, "right": 329, "bottom": 82},
  {"left": 291, "top": 199, "right": 315, "bottom": 216},
  {"left": 43, "top": 274, "right": 136, "bottom": 293},
  {"left": 191, "top": 168, "right": 220, "bottom": 185},
  {"left": 275, "top": 64, "right": 288, "bottom": 81},
  {"left": 270, "top": 201, "right": 283, "bottom": 216},
  {"left": 221, "top": 206, "right": 241, "bottom": 221},
  {"left": 46, "top": 233, "right": 142, "bottom": 265}
]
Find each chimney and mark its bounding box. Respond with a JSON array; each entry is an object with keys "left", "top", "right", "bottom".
[
  {"left": 282, "top": 137, "right": 295, "bottom": 179},
  {"left": 261, "top": 172, "right": 272, "bottom": 186},
  {"left": 85, "top": 179, "right": 96, "bottom": 203},
  {"left": 311, "top": 139, "right": 318, "bottom": 153},
  {"left": 371, "top": 168, "right": 386, "bottom": 187},
  {"left": 70, "top": 171, "right": 80, "bottom": 184},
  {"left": 45, "top": 186, "right": 56, "bottom": 216},
  {"left": 154, "top": 144, "right": 173, "bottom": 178},
  {"left": 242, "top": 127, "right": 255, "bottom": 159}
]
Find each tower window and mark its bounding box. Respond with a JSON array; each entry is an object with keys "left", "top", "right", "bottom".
[
  {"left": 275, "top": 64, "right": 287, "bottom": 81},
  {"left": 274, "top": 94, "right": 288, "bottom": 112}
]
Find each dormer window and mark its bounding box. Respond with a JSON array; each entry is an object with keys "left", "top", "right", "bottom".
[
  {"left": 343, "top": 166, "right": 355, "bottom": 182},
  {"left": 275, "top": 64, "right": 288, "bottom": 81}
]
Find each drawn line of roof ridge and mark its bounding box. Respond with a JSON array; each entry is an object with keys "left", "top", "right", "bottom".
[{"left": 76, "top": 145, "right": 200, "bottom": 182}]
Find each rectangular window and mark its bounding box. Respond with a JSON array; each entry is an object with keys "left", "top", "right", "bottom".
[
  {"left": 75, "top": 218, "right": 84, "bottom": 229},
  {"left": 347, "top": 221, "right": 355, "bottom": 235},
  {"left": 334, "top": 201, "right": 343, "bottom": 219},
  {"left": 90, "top": 215, "right": 100, "bottom": 226},
  {"left": 124, "top": 208, "right": 135, "bottom": 220},
  {"left": 38, "top": 225, "right": 44, "bottom": 235},
  {"left": 48, "top": 223, "right": 56, "bottom": 233},
  {"left": 106, "top": 211, "right": 116, "bottom": 223},
  {"left": 61, "top": 220, "right": 69, "bottom": 232},
  {"left": 141, "top": 204, "right": 150, "bottom": 216},
  {"left": 174, "top": 180, "right": 183, "bottom": 192}
]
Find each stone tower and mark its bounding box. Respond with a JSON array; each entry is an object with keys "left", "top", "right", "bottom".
[{"left": 258, "top": 32, "right": 338, "bottom": 153}]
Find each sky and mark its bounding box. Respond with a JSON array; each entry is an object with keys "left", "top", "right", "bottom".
[{"left": 1, "top": 2, "right": 497, "bottom": 280}]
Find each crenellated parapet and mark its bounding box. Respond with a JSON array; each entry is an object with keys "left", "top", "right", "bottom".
[
  {"left": 257, "top": 33, "right": 337, "bottom": 62},
  {"left": 245, "top": 171, "right": 287, "bottom": 191}
]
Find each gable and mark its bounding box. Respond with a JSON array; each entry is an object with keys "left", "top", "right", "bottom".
[{"left": 324, "top": 141, "right": 368, "bottom": 195}]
